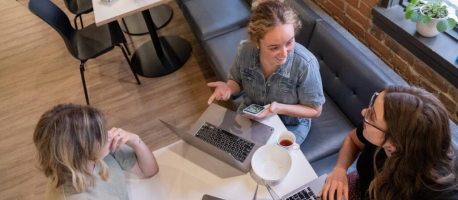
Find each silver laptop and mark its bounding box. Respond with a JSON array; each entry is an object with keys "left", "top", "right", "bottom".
[
  {"left": 282, "top": 174, "right": 346, "bottom": 200},
  {"left": 199, "top": 174, "right": 345, "bottom": 200},
  {"left": 160, "top": 104, "right": 274, "bottom": 173}
]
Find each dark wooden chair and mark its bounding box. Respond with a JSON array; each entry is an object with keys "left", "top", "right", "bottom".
[
  {"left": 29, "top": 0, "right": 141, "bottom": 105},
  {"left": 63, "top": 0, "right": 93, "bottom": 30}
]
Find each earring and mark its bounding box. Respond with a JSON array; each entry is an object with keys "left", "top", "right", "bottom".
[{"left": 256, "top": 46, "right": 259, "bottom": 49}]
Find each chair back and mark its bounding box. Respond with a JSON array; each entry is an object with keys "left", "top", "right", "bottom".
[
  {"left": 62, "top": 0, "right": 78, "bottom": 14},
  {"left": 29, "top": 0, "right": 78, "bottom": 58}
]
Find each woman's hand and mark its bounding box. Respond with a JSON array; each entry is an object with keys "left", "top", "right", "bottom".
[
  {"left": 244, "top": 102, "right": 280, "bottom": 120},
  {"left": 108, "top": 128, "right": 159, "bottom": 177},
  {"left": 318, "top": 167, "right": 349, "bottom": 200},
  {"left": 207, "top": 82, "right": 232, "bottom": 105},
  {"left": 108, "top": 127, "right": 141, "bottom": 153}
]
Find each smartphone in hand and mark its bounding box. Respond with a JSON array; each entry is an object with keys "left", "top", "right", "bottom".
[{"left": 242, "top": 104, "right": 267, "bottom": 117}]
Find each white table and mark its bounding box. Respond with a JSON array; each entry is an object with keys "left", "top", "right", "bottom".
[
  {"left": 125, "top": 115, "right": 318, "bottom": 200},
  {"left": 92, "top": 0, "right": 191, "bottom": 78}
]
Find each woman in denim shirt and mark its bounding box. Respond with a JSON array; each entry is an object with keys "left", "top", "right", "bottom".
[{"left": 207, "top": 0, "right": 325, "bottom": 145}]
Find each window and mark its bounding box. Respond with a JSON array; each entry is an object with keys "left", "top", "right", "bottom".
[
  {"left": 373, "top": 0, "right": 458, "bottom": 88},
  {"left": 400, "top": 0, "right": 458, "bottom": 39},
  {"left": 444, "top": 0, "right": 458, "bottom": 10}
]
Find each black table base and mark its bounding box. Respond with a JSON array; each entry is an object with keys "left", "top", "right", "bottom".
[
  {"left": 131, "top": 36, "right": 191, "bottom": 77},
  {"left": 121, "top": 4, "right": 173, "bottom": 35}
]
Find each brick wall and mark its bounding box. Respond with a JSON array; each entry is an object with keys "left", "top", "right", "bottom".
[{"left": 307, "top": 0, "right": 458, "bottom": 124}]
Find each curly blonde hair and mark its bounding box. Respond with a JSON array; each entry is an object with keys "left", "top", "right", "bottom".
[
  {"left": 33, "top": 104, "right": 109, "bottom": 192},
  {"left": 248, "top": 0, "right": 301, "bottom": 45}
]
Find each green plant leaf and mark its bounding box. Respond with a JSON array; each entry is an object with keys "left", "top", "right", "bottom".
[
  {"left": 410, "top": 12, "right": 422, "bottom": 22},
  {"left": 405, "top": 10, "right": 413, "bottom": 19},
  {"left": 406, "top": 4, "right": 414, "bottom": 12},
  {"left": 421, "top": 15, "right": 431, "bottom": 24},
  {"left": 411, "top": 0, "right": 419, "bottom": 5},
  {"left": 447, "top": 18, "right": 456, "bottom": 29},
  {"left": 437, "top": 20, "right": 448, "bottom": 32}
]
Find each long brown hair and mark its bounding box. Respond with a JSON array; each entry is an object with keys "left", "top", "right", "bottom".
[
  {"left": 368, "top": 85, "right": 457, "bottom": 199},
  {"left": 33, "top": 104, "right": 109, "bottom": 192},
  {"left": 248, "top": 0, "right": 301, "bottom": 45}
]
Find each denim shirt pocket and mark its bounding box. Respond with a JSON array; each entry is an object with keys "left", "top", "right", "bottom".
[
  {"left": 279, "top": 80, "right": 295, "bottom": 93},
  {"left": 241, "top": 68, "right": 255, "bottom": 82}
]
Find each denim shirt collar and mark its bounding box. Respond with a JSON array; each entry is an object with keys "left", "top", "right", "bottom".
[{"left": 251, "top": 48, "right": 294, "bottom": 79}]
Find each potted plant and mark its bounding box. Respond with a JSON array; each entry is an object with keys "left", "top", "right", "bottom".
[{"left": 405, "top": 0, "right": 458, "bottom": 37}]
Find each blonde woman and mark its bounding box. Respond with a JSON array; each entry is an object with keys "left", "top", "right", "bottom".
[
  {"left": 33, "top": 104, "right": 159, "bottom": 200},
  {"left": 207, "top": 0, "right": 325, "bottom": 145}
]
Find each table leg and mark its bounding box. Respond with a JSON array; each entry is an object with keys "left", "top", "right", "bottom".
[
  {"left": 130, "top": 9, "right": 191, "bottom": 78},
  {"left": 121, "top": 4, "right": 173, "bottom": 35}
]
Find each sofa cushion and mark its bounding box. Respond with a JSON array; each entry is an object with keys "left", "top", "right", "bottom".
[
  {"left": 181, "top": 0, "right": 251, "bottom": 42},
  {"left": 308, "top": 21, "right": 396, "bottom": 127},
  {"left": 284, "top": 0, "right": 321, "bottom": 47},
  {"left": 301, "top": 92, "right": 355, "bottom": 163},
  {"left": 311, "top": 152, "right": 358, "bottom": 176},
  {"left": 203, "top": 27, "right": 248, "bottom": 81}
]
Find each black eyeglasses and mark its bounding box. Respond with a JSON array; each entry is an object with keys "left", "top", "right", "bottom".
[{"left": 364, "top": 92, "right": 386, "bottom": 133}]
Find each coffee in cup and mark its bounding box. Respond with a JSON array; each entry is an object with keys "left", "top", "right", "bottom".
[
  {"left": 279, "top": 139, "right": 293, "bottom": 146},
  {"left": 277, "top": 131, "right": 300, "bottom": 151}
]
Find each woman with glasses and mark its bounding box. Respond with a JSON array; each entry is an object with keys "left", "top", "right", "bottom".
[
  {"left": 319, "top": 85, "right": 458, "bottom": 200},
  {"left": 33, "top": 104, "right": 159, "bottom": 199}
]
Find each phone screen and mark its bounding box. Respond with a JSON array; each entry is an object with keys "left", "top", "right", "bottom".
[{"left": 244, "top": 104, "right": 265, "bottom": 114}]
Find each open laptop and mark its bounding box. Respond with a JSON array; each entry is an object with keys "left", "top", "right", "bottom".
[
  {"left": 200, "top": 174, "right": 345, "bottom": 200},
  {"left": 160, "top": 104, "right": 274, "bottom": 173},
  {"left": 282, "top": 174, "right": 346, "bottom": 200}
]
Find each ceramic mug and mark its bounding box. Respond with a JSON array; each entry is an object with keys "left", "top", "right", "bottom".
[{"left": 277, "top": 131, "right": 300, "bottom": 151}]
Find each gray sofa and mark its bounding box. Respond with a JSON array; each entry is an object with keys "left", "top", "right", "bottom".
[{"left": 177, "top": 0, "right": 458, "bottom": 176}]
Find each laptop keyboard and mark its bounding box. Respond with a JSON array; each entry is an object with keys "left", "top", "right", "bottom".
[
  {"left": 286, "top": 187, "right": 318, "bottom": 200},
  {"left": 195, "top": 122, "right": 255, "bottom": 163}
]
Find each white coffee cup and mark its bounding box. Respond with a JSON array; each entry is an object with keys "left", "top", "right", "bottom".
[{"left": 277, "top": 131, "right": 300, "bottom": 151}]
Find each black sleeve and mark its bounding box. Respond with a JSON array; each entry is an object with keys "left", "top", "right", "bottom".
[{"left": 355, "top": 120, "right": 369, "bottom": 145}]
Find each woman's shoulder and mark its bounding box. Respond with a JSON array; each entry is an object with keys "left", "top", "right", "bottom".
[
  {"left": 292, "top": 42, "right": 317, "bottom": 65},
  {"left": 237, "top": 40, "right": 256, "bottom": 52},
  {"left": 234, "top": 40, "right": 258, "bottom": 67}
]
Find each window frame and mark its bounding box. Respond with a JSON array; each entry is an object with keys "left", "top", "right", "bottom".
[
  {"left": 374, "top": 0, "right": 458, "bottom": 88},
  {"left": 397, "top": 0, "right": 458, "bottom": 40}
]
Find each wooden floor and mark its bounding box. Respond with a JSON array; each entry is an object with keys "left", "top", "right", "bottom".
[{"left": 0, "top": 0, "right": 230, "bottom": 199}]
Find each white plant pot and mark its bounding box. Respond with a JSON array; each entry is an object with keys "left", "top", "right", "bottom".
[
  {"left": 416, "top": 18, "right": 441, "bottom": 37},
  {"left": 415, "top": 5, "right": 445, "bottom": 37}
]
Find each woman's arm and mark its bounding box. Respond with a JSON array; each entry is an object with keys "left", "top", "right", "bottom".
[
  {"left": 207, "top": 80, "right": 242, "bottom": 104},
  {"left": 227, "top": 80, "right": 242, "bottom": 95},
  {"left": 110, "top": 128, "right": 159, "bottom": 177},
  {"left": 253, "top": 102, "right": 322, "bottom": 120},
  {"left": 126, "top": 136, "right": 159, "bottom": 177},
  {"left": 319, "top": 128, "right": 365, "bottom": 200},
  {"left": 334, "top": 128, "right": 365, "bottom": 171},
  {"left": 277, "top": 103, "right": 322, "bottom": 118}
]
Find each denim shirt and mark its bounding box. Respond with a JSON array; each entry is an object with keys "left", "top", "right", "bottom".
[{"left": 228, "top": 41, "right": 325, "bottom": 126}]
